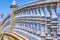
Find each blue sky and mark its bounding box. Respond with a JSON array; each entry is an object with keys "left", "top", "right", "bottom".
[
  {"left": 0, "top": 0, "right": 60, "bottom": 18},
  {"left": 0, "top": 0, "right": 37, "bottom": 18}
]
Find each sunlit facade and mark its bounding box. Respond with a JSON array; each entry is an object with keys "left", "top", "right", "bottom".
[{"left": 0, "top": 0, "right": 60, "bottom": 40}]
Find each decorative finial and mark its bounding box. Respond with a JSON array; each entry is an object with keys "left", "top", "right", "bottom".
[
  {"left": 10, "top": 0, "right": 17, "bottom": 8},
  {"left": 12, "top": 0, "right": 17, "bottom": 5},
  {"left": 0, "top": 12, "right": 4, "bottom": 21}
]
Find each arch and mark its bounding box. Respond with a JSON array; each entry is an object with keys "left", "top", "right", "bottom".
[{"left": 2, "top": 31, "right": 29, "bottom": 40}]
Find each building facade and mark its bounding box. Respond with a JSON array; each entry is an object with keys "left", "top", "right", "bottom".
[{"left": 0, "top": 0, "right": 60, "bottom": 40}]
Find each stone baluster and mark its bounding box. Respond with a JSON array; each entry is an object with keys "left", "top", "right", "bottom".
[
  {"left": 19, "top": 23, "right": 22, "bottom": 29},
  {"left": 21, "top": 22, "right": 22, "bottom": 29},
  {"left": 51, "top": 4, "right": 58, "bottom": 40},
  {"left": 26, "top": 23, "right": 28, "bottom": 31},
  {"left": 40, "top": 5, "right": 46, "bottom": 40},
  {"left": 30, "top": 9, "right": 33, "bottom": 16},
  {"left": 19, "top": 23, "right": 21, "bottom": 28},
  {"left": 36, "top": 23, "right": 41, "bottom": 40},
  {"left": 24, "top": 10, "right": 26, "bottom": 16},
  {"left": 53, "top": 29, "right": 57, "bottom": 40},
  {"left": 30, "top": 23, "right": 32, "bottom": 33},
  {"left": 33, "top": 23, "right": 37, "bottom": 34},
  {"left": 32, "top": 8, "right": 36, "bottom": 16},
  {"left": 36, "top": 23, "right": 41, "bottom": 36},
  {"left": 31, "top": 23, "right": 34, "bottom": 33},
  {"left": 26, "top": 23, "right": 28, "bottom": 32},
  {"left": 45, "top": 5, "right": 52, "bottom": 40},
  {"left": 31, "top": 8, "right": 36, "bottom": 16},
  {"left": 44, "top": 6, "right": 48, "bottom": 34},
  {"left": 21, "top": 12, "right": 23, "bottom": 16},
  {"left": 57, "top": 3, "right": 60, "bottom": 31},
  {"left": 19, "top": 23, "right": 21, "bottom": 29},
  {"left": 27, "top": 23, "right": 29, "bottom": 32},
  {"left": 46, "top": 4, "right": 52, "bottom": 16},
  {"left": 25, "top": 22, "right": 27, "bottom": 31},
  {"left": 24, "top": 11, "right": 27, "bottom": 16},
  {"left": 22, "top": 22, "right": 23, "bottom": 30},
  {"left": 23, "top": 11, "right": 24, "bottom": 16},
  {"left": 26, "top": 10, "right": 29, "bottom": 16},
  {"left": 58, "top": 14, "right": 60, "bottom": 31},
  {"left": 23, "top": 22, "right": 25, "bottom": 30},
  {"left": 28, "top": 23, "right": 30, "bottom": 32},
  {"left": 25, "top": 22, "right": 26, "bottom": 31},
  {"left": 20, "top": 23, "right": 22, "bottom": 29},
  {"left": 28, "top": 10, "right": 31, "bottom": 16},
  {"left": 27, "top": 23, "right": 28, "bottom": 31},
  {"left": 36, "top": 8, "right": 41, "bottom": 16},
  {"left": 25, "top": 11, "right": 27, "bottom": 16}
]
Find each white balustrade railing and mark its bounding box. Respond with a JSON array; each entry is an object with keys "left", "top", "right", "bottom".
[{"left": 1, "top": 1, "right": 60, "bottom": 40}]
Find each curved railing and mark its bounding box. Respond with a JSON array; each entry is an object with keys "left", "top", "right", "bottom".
[
  {"left": 1, "top": 1, "right": 60, "bottom": 40},
  {"left": 2, "top": 31, "right": 29, "bottom": 40}
]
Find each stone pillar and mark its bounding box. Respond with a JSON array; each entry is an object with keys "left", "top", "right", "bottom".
[{"left": 10, "top": 0, "right": 17, "bottom": 31}]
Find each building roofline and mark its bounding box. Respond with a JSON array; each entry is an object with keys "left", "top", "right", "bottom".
[{"left": 15, "top": 1, "right": 60, "bottom": 11}]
